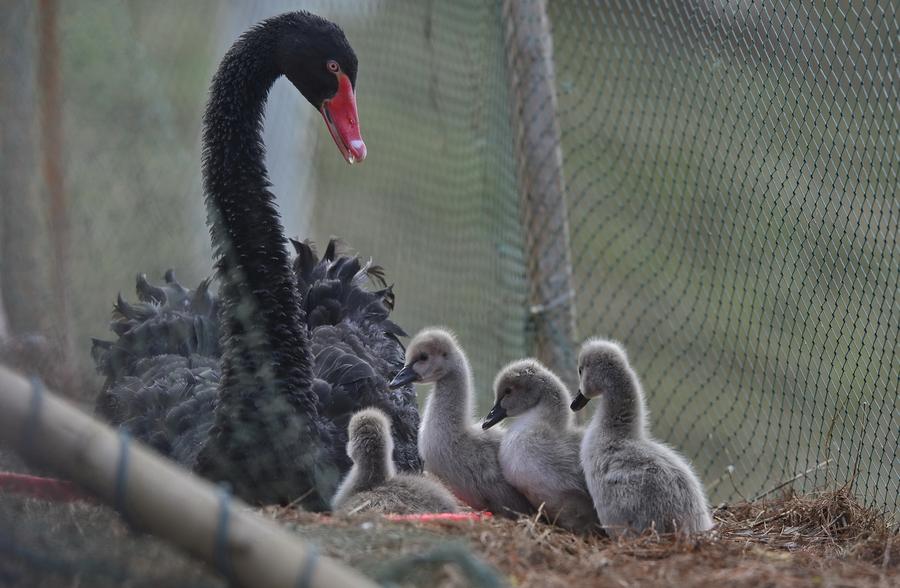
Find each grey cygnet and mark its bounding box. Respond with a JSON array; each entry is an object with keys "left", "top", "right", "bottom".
[
  {"left": 572, "top": 338, "right": 714, "bottom": 537},
  {"left": 483, "top": 358, "right": 600, "bottom": 534},
  {"left": 332, "top": 408, "right": 459, "bottom": 515},
  {"left": 389, "top": 328, "right": 533, "bottom": 518}
]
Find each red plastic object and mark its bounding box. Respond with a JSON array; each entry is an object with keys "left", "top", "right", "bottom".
[
  {"left": 385, "top": 511, "right": 493, "bottom": 522},
  {"left": 0, "top": 472, "right": 92, "bottom": 503},
  {"left": 0, "top": 471, "right": 495, "bottom": 522}
]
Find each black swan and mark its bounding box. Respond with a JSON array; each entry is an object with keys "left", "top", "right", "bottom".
[{"left": 91, "top": 12, "right": 421, "bottom": 509}]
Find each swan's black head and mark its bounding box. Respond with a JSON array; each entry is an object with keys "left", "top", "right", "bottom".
[{"left": 272, "top": 12, "right": 365, "bottom": 163}]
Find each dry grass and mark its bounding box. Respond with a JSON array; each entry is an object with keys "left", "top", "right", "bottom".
[
  {"left": 0, "top": 484, "right": 896, "bottom": 587},
  {"left": 270, "top": 487, "right": 898, "bottom": 587},
  {"left": 0, "top": 494, "right": 223, "bottom": 588}
]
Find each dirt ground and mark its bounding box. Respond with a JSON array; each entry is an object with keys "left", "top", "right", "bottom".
[{"left": 1, "top": 478, "right": 896, "bottom": 588}]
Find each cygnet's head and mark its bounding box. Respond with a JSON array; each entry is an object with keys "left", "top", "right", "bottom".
[
  {"left": 388, "top": 328, "right": 460, "bottom": 389},
  {"left": 346, "top": 408, "right": 394, "bottom": 465},
  {"left": 482, "top": 359, "right": 570, "bottom": 429},
  {"left": 571, "top": 338, "right": 633, "bottom": 411}
]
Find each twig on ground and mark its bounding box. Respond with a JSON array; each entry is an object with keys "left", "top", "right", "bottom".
[{"left": 754, "top": 459, "right": 833, "bottom": 501}]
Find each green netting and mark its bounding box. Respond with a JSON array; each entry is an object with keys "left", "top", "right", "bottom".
[
  {"left": 545, "top": 0, "right": 897, "bottom": 512},
  {"left": 311, "top": 0, "right": 529, "bottom": 396},
  {"left": 0, "top": 0, "right": 897, "bottom": 585}
]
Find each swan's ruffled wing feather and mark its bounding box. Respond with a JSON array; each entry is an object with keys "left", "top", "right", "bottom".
[{"left": 92, "top": 241, "right": 422, "bottom": 506}]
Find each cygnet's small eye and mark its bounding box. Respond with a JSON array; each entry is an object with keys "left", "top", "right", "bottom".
[
  {"left": 327, "top": 60, "right": 340, "bottom": 73},
  {"left": 503, "top": 387, "right": 512, "bottom": 396},
  {"left": 578, "top": 367, "right": 583, "bottom": 376},
  {"left": 418, "top": 352, "right": 429, "bottom": 362}
]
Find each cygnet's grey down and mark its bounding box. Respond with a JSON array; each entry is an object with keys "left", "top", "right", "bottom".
[
  {"left": 572, "top": 338, "right": 714, "bottom": 537},
  {"left": 482, "top": 359, "right": 600, "bottom": 534},
  {"left": 389, "top": 328, "right": 533, "bottom": 518},
  {"left": 331, "top": 408, "right": 459, "bottom": 515}
]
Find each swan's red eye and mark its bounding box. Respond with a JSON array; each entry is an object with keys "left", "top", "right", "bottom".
[{"left": 327, "top": 60, "right": 340, "bottom": 73}]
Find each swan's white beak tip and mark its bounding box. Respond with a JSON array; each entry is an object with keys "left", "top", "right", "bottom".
[{"left": 349, "top": 140, "right": 367, "bottom": 164}]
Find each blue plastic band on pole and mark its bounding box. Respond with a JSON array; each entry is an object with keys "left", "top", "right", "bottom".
[
  {"left": 296, "top": 545, "right": 319, "bottom": 588},
  {"left": 214, "top": 484, "right": 233, "bottom": 580},
  {"left": 22, "top": 377, "right": 44, "bottom": 457},
  {"left": 114, "top": 430, "right": 131, "bottom": 520}
]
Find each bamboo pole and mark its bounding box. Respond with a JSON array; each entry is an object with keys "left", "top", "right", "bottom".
[
  {"left": 503, "top": 0, "right": 578, "bottom": 391},
  {"left": 0, "top": 365, "right": 376, "bottom": 588}
]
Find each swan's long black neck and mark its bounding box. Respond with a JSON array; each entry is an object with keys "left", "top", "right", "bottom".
[{"left": 201, "top": 23, "right": 315, "bottom": 416}]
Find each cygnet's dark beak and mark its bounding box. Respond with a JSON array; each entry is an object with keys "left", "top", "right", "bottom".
[
  {"left": 482, "top": 401, "right": 508, "bottom": 430},
  {"left": 389, "top": 364, "right": 419, "bottom": 389},
  {"left": 570, "top": 391, "right": 590, "bottom": 411}
]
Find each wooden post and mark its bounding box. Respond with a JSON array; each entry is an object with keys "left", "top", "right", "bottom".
[
  {"left": 37, "top": 0, "right": 77, "bottom": 392},
  {"left": 503, "top": 0, "right": 578, "bottom": 391},
  {"left": 0, "top": 0, "right": 54, "bottom": 342},
  {"left": 0, "top": 365, "right": 376, "bottom": 588}
]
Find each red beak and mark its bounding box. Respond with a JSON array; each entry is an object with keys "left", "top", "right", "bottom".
[{"left": 320, "top": 73, "right": 366, "bottom": 164}]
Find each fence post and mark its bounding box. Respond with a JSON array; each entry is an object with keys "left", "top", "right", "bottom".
[
  {"left": 502, "top": 0, "right": 578, "bottom": 390},
  {"left": 37, "top": 0, "right": 77, "bottom": 394},
  {"left": 0, "top": 0, "right": 54, "bottom": 344}
]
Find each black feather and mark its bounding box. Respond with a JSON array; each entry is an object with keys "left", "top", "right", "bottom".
[{"left": 93, "top": 239, "right": 420, "bottom": 507}]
